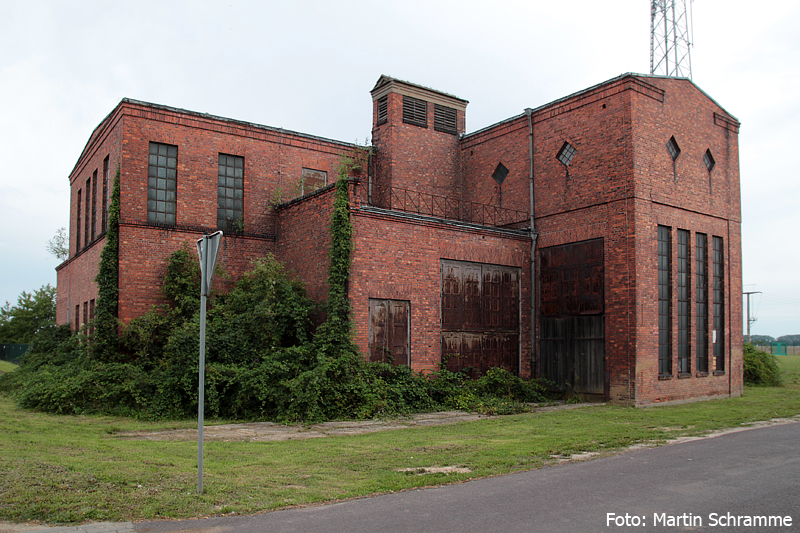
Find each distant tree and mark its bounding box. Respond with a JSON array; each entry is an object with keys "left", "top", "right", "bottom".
[
  {"left": 0, "top": 285, "right": 57, "bottom": 343},
  {"left": 749, "top": 335, "right": 776, "bottom": 345},
  {"left": 46, "top": 227, "right": 69, "bottom": 261},
  {"left": 777, "top": 335, "right": 800, "bottom": 346}
]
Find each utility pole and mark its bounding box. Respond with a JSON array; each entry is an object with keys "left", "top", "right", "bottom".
[{"left": 743, "top": 291, "right": 762, "bottom": 343}]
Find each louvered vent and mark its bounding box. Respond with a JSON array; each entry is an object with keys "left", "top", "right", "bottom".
[
  {"left": 377, "top": 96, "right": 388, "bottom": 125},
  {"left": 434, "top": 104, "right": 457, "bottom": 134},
  {"left": 403, "top": 95, "right": 427, "bottom": 127}
]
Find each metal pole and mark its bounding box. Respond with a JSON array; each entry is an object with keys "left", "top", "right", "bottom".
[
  {"left": 198, "top": 291, "right": 206, "bottom": 493},
  {"left": 197, "top": 238, "right": 207, "bottom": 494},
  {"left": 195, "top": 230, "right": 221, "bottom": 496},
  {"left": 743, "top": 291, "right": 761, "bottom": 344}
]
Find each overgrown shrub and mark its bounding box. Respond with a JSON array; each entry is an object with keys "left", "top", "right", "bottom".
[
  {"left": 2, "top": 164, "right": 551, "bottom": 421},
  {"left": 743, "top": 343, "right": 782, "bottom": 386}
]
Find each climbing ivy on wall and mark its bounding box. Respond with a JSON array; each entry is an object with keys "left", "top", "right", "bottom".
[
  {"left": 92, "top": 166, "right": 120, "bottom": 361},
  {"left": 320, "top": 165, "right": 354, "bottom": 347}
]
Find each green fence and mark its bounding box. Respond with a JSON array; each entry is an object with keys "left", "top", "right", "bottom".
[{"left": 0, "top": 344, "right": 29, "bottom": 364}]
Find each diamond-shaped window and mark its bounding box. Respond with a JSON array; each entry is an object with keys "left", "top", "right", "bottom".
[
  {"left": 492, "top": 162, "right": 509, "bottom": 185},
  {"left": 557, "top": 142, "right": 577, "bottom": 167},
  {"left": 667, "top": 136, "right": 681, "bottom": 161},
  {"left": 703, "top": 149, "right": 716, "bottom": 172}
]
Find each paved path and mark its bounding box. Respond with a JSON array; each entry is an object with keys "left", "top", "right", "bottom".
[
  {"left": 0, "top": 523, "right": 134, "bottom": 533},
  {"left": 132, "top": 418, "right": 800, "bottom": 533}
]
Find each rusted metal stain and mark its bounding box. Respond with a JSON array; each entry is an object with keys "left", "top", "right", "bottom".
[
  {"left": 369, "top": 299, "right": 409, "bottom": 365},
  {"left": 539, "top": 239, "right": 605, "bottom": 396},
  {"left": 441, "top": 260, "right": 521, "bottom": 377}
]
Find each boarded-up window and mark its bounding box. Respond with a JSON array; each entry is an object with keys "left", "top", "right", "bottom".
[
  {"left": 369, "top": 299, "right": 410, "bottom": 366},
  {"left": 441, "top": 260, "right": 520, "bottom": 377},
  {"left": 301, "top": 168, "right": 327, "bottom": 195}
]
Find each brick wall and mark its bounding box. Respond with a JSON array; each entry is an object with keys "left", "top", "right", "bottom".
[
  {"left": 58, "top": 99, "right": 363, "bottom": 327},
  {"left": 274, "top": 185, "right": 337, "bottom": 304},
  {"left": 117, "top": 225, "right": 275, "bottom": 324},
  {"left": 371, "top": 87, "right": 466, "bottom": 202},
  {"left": 350, "top": 207, "right": 532, "bottom": 375},
  {"left": 630, "top": 77, "right": 742, "bottom": 404},
  {"left": 55, "top": 76, "right": 742, "bottom": 408}
]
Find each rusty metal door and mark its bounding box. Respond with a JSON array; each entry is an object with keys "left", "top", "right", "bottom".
[
  {"left": 369, "top": 299, "right": 410, "bottom": 365},
  {"left": 441, "top": 260, "right": 520, "bottom": 377},
  {"left": 539, "top": 239, "right": 605, "bottom": 396}
]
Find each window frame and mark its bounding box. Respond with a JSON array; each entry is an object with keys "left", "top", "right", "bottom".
[
  {"left": 658, "top": 225, "right": 672, "bottom": 377},
  {"left": 557, "top": 141, "right": 577, "bottom": 167},
  {"left": 695, "top": 233, "right": 709, "bottom": 373},
  {"left": 677, "top": 229, "right": 691, "bottom": 375},
  {"left": 217, "top": 153, "right": 244, "bottom": 232},
  {"left": 712, "top": 236, "right": 725, "bottom": 373},
  {"left": 147, "top": 142, "right": 178, "bottom": 226}
]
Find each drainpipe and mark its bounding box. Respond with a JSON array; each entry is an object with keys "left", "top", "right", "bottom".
[{"left": 525, "top": 108, "right": 539, "bottom": 378}]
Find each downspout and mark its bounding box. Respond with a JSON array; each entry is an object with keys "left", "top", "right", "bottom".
[{"left": 525, "top": 108, "right": 539, "bottom": 378}]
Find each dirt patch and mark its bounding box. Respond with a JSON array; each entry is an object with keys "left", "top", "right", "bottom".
[
  {"left": 115, "top": 411, "right": 496, "bottom": 442},
  {"left": 115, "top": 403, "right": 592, "bottom": 442},
  {"left": 397, "top": 465, "right": 473, "bottom": 475}
]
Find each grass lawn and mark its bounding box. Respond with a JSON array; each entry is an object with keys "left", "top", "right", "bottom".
[
  {"left": 776, "top": 354, "right": 800, "bottom": 386},
  {"left": 0, "top": 361, "right": 17, "bottom": 374},
  {"left": 1, "top": 358, "right": 800, "bottom": 525}
]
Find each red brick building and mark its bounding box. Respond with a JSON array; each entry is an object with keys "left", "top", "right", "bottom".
[{"left": 56, "top": 73, "right": 743, "bottom": 405}]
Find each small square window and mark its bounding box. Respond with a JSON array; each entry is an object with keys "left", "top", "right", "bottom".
[
  {"left": 492, "top": 162, "right": 509, "bottom": 186},
  {"left": 703, "top": 149, "right": 716, "bottom": 172},
  {"left": 557, "top": 142, "right": 577, "bottom": 167},
  {"left": 667, "top": 136, "right": 681, "bottom": 161}
]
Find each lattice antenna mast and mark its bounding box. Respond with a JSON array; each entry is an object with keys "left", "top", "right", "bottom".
[{"left": 650, "top": 0, "right": 693, "bottom": 79}]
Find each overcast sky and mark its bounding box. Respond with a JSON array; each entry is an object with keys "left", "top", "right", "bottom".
[{"left": 1, "top": 0, "right": 798, "bottom": 338}]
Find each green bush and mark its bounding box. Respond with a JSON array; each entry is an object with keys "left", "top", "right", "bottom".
[
  {"left": 743, "top": 343, "right": 782, "bottom": 386},
  {"left": 2, "top": 174, "right": 551, "bottom": 421}
]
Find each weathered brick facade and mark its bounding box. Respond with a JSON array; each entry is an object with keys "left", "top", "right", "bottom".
[{"left": 56, "top": 73, "right": 743, "bottom": 406}]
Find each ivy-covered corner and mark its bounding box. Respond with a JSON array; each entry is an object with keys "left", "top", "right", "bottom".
[{"left": 92, "top": 166, "right": 121, "bottom": 361}]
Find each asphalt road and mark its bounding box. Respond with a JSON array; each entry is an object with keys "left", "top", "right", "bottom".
[{"left": 130, "top": 420, "right": 800, "bottom": 533}]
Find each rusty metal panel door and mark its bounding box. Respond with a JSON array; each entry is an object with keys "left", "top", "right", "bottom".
[
  {"left": 464, "top": 263, "right": 482, "bottom": 330},
  {"left": 441, "top": 262, "right": 463, "bottom": 331},
  {"left": 440, "top": 260, "right": 520, "bottom": 377},
  {"left": 369, "top": 299, "right": 410, "bottom": 365},
  {"left": 540, "top": 239, "right": 605, "bottom": 396}
]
